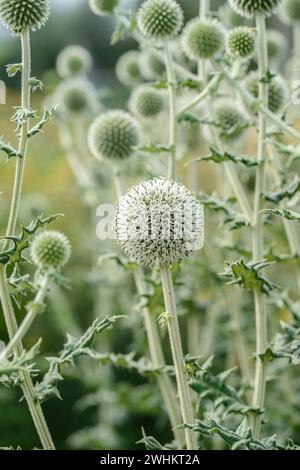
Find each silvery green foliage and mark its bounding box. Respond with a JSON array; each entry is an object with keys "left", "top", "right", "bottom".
[
  {"left": 115, "top": 51, "right": 143, "bottom": 87},
  {"left": 116, "top": 178, "right": 204, "bottom": 268},
  {"left": 229, "top": 0, "right": 282, "bottom": 18},
  {"left": 0, "top": 0, "right": 50, "bottom": 33},
  {"left": 31, "top": 230, "right": 71, "bottom": 271},
  {"left": 282, "top": 0, "right": 300, "bottom": 21},
  {"left": 137, "top": 0, "right": 184, "bottom": 40},
  {"left": 89, "top": 0, "right": 120, "bottom": 17},
  {"left": 226, "top": 27, "right": 256, "bottom": 59},
  {"left": 88, "top": 110, "right": 140, "bottom": 160},
  {"left": 129, "top": 85, "right": 164, "bottom": 118},
  {"left": 244, "top": 71, "right": 288, "bottom": 113},
  {"left": 181, "top": 18, "right": 225, "bottom": 60},
  {"left": 56, "top": 45, "right": 93, "bottom": 79}
]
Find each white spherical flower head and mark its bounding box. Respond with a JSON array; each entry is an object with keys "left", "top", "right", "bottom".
[
  {"left": 31, "top": 230, "right": 71, "bottom": 271},
  {"left": 55, "top": 78, "right": 97, "bottom": 116},
  {"left": 181, "top": 18, "right": 225, "bottom": 61},
  {"left": 137, "top": 0, "right": 184, "bottom": 40},
  {"left": 229, "top": 0, "right": 281, "bottom": 18},
  {"left": 56, "top": 45, "right": 93, "bottom": 79},
  {"left": 0, "top": 0, "right": 50, "bottom": 33},
  {"left": 116, "top": 178, "right": 204, "bottom": 268},
  {"left": 129, "top": 85, "right": 165, "bottom": 118},
  {"left": 89, "top": 0, "right": 119, "bottom": 16},
  {"left": 116, "top": 51, "right": 143, "bottom": 87},
  {"left": 281, "top": 0, "right": 300, "bottom": 22},
  {"left": 88, "top": 110, "right": 140, "bottom": 161}
]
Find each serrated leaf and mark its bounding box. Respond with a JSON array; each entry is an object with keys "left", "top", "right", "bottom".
[
  {"left": 189, "top": 147, "right": 257, "bottom": 168},
  {"left": 263, "top": 178, "right": 300, "bottom": 204},
  {"left": 137, "top": 429, "right": 169, "bottom": 450},
  {"left": 262, "top": 208, "right": 300, "bottom": 222},
  {"left": 28, "top": 105, "right": 58, "bottom": 138},
  {"left": 29, "top": 77, "right": 43, "bottom": 93},
  {"left": 136, "top": 144, "right": 174, "bottom": 154},
  {"left": 198, "top": 192, "right": 247, "bottom": 230},
  {"left": 0, "top": 137, "right": 19, "bottom": 159},
  {"left": 6, "top": 63, "right": 22, "bottom": 77}
]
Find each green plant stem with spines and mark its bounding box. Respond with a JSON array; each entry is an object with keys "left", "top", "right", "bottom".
[
  {"left": 251, "top": 13, "right": 268, "bottom": 439},
  {"left": 160, "top": 265, "right": 197, "bottom": 450},
  {"left": 164, "top": 42, "right": 177, "bottom": 180},
  {"left": 0, "top": 29, "right": 55, "bottom": 449}
]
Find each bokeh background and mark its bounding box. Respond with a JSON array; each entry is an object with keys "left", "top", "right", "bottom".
[{"left": 0, "top": 0, "right": 297, "bottom": 450}]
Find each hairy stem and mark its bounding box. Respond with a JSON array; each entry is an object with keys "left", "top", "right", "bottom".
[
  {"left": 160, "top": 265, "right": 197, "bottom": 450},
  {"left": 0, "top": 29, "right": 55, "bottom": 449},
  {"left": 251, "top": 14, "right": 268, "bottom": 439},
  {"left": 0, "top": 274, "right": 50, "bottom": 363},
  {"left": 164, "top": 42, "right": 177, "bottom": 180}
]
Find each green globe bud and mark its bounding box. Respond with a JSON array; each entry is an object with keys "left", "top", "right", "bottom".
[
  {"left": 139, "top": 50, "right": 166, "bottom": 80},
  {"left": 116, "top": 51, "right": 143, "bottom": 87},
  {"left": 31, "top": 231, "right": 71, "bottom": 271},
  {"left": 245, "top": 71, "right": 288, "bottom": 113},
  {"left": 0, "top": 0, "right": 50, "bottom": 33},
  {"left": 229, "top": 0, "right": 281, "bottom": 18},
  {"left": 226, "top": 27, "right": 256, "bottom": 59},
  {"left": 182, "top": 18, "right": 225, "bottom": 61},
  {"left": 55, "top": 78, "right": 98, "bottom": 115},
  {"left": 282, "top": 0, "right": 300, "bottom": 22},
  {"left": 89, "top": 0, "right": 119, "bottom": 16},
  {"left": 56, "top": 46, "right": 93, "bottom": 79},
  {"left": 215, "top": 102, "right": 248, "bottom": 141},
  {"left": 137, "top": 0, "right": 184, "bottom": 40},
  {"left": 267, "top": 29, "right": 288, "bottom": 63},
  {"left": 88, "top": 110, "right": 140, "bottom": 160},
  {"left": 129, "top": 85, "right": 164, "bottom": 118}
]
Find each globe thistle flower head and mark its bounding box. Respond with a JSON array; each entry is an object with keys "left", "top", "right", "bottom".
[
  {"left": 267, "top": 30, "right": 288, "bottom": 63},
  {"left": 88, "top": 110, "right": 140, "bottom": 161},
  {"left": 116, "top": 178, "right": 204, "bottom": 268},
  {"left": 137, "top": 0, "right": 184, "bottom": 40},
  {"left": 0, "top": 0, "right": 50, "bottom": 34},
  {"left": 129, "top": 85, "right": 164, "bottom": 118},
  {"left": 226, "top": 27, "right": 256, "bottom": 59},
  {"left": 31, "top": 231, "right": 71, "bottom": 271},
  {"left": 116, "top": 51, "right": 143, "bottom": 87},
  {"left": 55, "top": 78, "right": 97, "bottom": 116},
  {"left": 281, "top": 0, "right": 300, "bottom": 22},
  {"left": 228, "top": 0, "right": 281, "bottom": 18},
  {"left": 56, "top": 46, "right": 93, "bottom": 79},
  {"left": 245, "top": 71, "right": 288, "bottom": 113},
  {"left": 139, "top": 50, "right": 166, "bottom": 80},
  {"left": 181, "top": 18, "right": 225, "bottom": 61},
  {"left": 89, "top": 0, "right": 119, "bottom": 16},
  {"left": 215, "top": 102, "right": 248, "bottom": 141}
]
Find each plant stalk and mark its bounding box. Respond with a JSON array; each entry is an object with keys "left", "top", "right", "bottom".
[
  {"left": 160, "top": 265, "right": 197, "bottom": 450},
  {"left": 164, "top": 42, "right": 177, "bottom": 180}
]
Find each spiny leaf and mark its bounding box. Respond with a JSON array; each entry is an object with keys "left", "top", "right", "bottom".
[
  {"left": 11, "top": 107, "right": 36, "bottom": 131},
  {"left": 189, "top": 147, "right": 257, "bottom": 168},
  {"left": 137, "top": 429, "right": 169, "bottom": 450},
  {"left": 34, "top": 316, "right": 122, "bottom": 403},
  {"left": 0, "top": 213, "right": 63, "bottom": 266},
  {"left": 263, "top": 178, "right": 300, "bottom": 204},
  {"left": 0, "top": 137, "right": 18, "bottom": 159},
  {"left": 260, "top": 68, "right": 276, "bottom": 84},
  {"left": 262, "top": 208, "right": 300, "bottom": 222},
  {"left": 0, "top": 341, "right": 40, "bottom": 386},
  {"left": 198, "top": 192, "right": 248, "bottom": 230},
  {"left": 94, "top": 352, "right": 172, "bottom": 377},
  {"left": 29, "top": 77, "right": 43, "bottom": 93},
  {"left": 136, "top": 144, "right": 175, "bottom": 154},
  {"left": 28, "top": 105, "right": 58, "bottom": 138},
  {"left": 6, "top": 63, "right": 22, "bottom": 77},
  {"left": 221, "top": 258, "right": 277, "bottom": 295}
]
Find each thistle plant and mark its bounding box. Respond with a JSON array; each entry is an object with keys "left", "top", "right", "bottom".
[
  {"left": 115, "top": 51, "right": 143, "bottom": 87},
  {"left": 129, "top": 85, "right": 165, "bottom": 118},
  {"left": 226, "top": 27, "right": 257, "bottom": 59},
  {"left": 56, "top": 45, "right": 93, "bottom": 78}
]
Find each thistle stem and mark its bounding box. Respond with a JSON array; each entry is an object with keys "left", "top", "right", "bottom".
[
  {"left": 0, "top": 266, "right": 55, "bottom": 449},
  {"left": 178, "top": 73, "right": 221, "bottom": 115},
  {"left": 160, "top": 265, "right": 197, "bottom": 450},
  {"left": 251, "top": 14, "right": 269, "bottom": 439},
  {"left": 0, "top": 29, "right": 55, "bottom": 449},
  {"left": 164, "top": 42, "right": 177, "bottom": 180},
  {"left": 0, "top": 274, "right": 50, "bottom": 363},
  {"left": 133, "top": 267, "right": 185, "bottom": 448}
]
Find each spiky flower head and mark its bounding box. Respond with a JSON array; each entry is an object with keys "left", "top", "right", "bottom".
[
  {"left": 31, "top": 231, "right": 71, "bottom": 271},
  {"left": 116, "top": 178, "right": 204, "bottom": 268},
  {"left": 56, "top": 45, "right": 93, "bottom": 79},
  {"left": 139, "top": 50, "right": 166, "bottom": 80},
  {"left": 137, "top": 0, "right": 184, "bottom": 40},
  {"left": 181, "top": 18, "right": 225, "bottom": 61},
  {"left": 88, "top": 110, "right": 140, "bottom": 161},
  {"left": 281, "top": 0, "right": 300, "bottom": 22},
  {"left": 245, "top": 71, "right": 288, "bottom": 113},
  {"left": 0, "top": 0, "right": 50, "bottom": 33},
  {"left": 89, "top": 0, "right": 119, "bottom": 16},
  {"left": 228, "top": 0, "right": 281, "bottom": 18},
  {"left": 215, "top": 102, "right": 248, "bottom": 141},
  {"left": 267, "top": 29, "right": 287, "bottom": 62},
  {"left": 116, "top": 51, "right": 143, "bottom": 87},
  {"left": 226, "top": 27, "right": 256, "bottom": 59},
  {"left": 55, "top": 78, "right": 97, "bottom": 115},
  {"left": 129, "top": 85, "right": 164, "bottom": 118}
]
